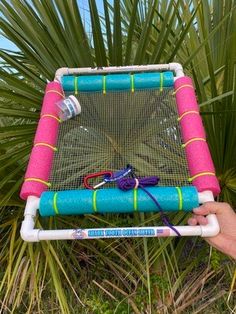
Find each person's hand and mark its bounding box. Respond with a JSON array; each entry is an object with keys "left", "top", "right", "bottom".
[{"left": 188, "top": 202, "right": 236, "bottom": 259}]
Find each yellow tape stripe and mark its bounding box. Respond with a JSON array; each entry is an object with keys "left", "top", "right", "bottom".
[
  {"left": 133, "top": 188, "right": 138, "bottom": 211},
  {"left": 103, "top": 76, "right": 106, "bottom": 94},
  {"left": 131, "top": 74, "right": 134, "bottom": 93},
  {"left": 188, "top": 172, "right": 215, "bottom": 182},
  {"left": 93, "top": 190, "right": 98, "bottom": 212},
  {"left": 25, "top": 178, "right": 51, "bottom": 187},
  {"left": 175, "top": 187, "right": 183, "bottom": 210},
  {"left": 160, "top": 73, "right": 163, "bottom": 92},
  {"left": 41, "top": 114, "right": 61, "bottom": 122},
  {"left": 34, "top": 142, "right": 57, "bottom": 151},
  {"left": 53, "top": 192, "right": 59, "bottom": 215},
  {"left": 173, "top": 84, "right": 194, "bottom": 95},
  {"left": 74, "top": 76, "right": 78, "bottom": 95},
  {"left": 46, "top": 90, "right": 65, "bottom": 98},
  {"left": 177, "top": 110, "right": 199, "bottom": 121},
  {"left": 182, "top": 137, "right": 206, "bottom": 148}
]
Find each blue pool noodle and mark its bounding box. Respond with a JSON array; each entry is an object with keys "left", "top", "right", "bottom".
[
  {"left": 39, "top": 186, "right": 198, "bottom": 216},
  {"left": 61, "top": 71, "right": 174, "bottom": 92}
]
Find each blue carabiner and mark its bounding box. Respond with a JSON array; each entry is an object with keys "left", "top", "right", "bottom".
[{"left": 104, "top": 165, "right": 133, "bottom": 183}]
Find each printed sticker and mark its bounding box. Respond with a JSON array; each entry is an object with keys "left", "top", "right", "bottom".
[
  {"left": 156, "top": 229, "right": 170, "bottom": 237},
  {"left": 72, "top": 229, "right": 87, "bottom": 239}
]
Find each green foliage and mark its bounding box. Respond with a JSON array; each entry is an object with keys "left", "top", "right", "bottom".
[{"left": 0, "top": 0, "right": 236, "bottom": 313}]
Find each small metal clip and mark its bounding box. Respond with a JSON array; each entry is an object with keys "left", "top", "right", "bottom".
[{"left": 83, "top": 171, "right": 112, "bottom": 189}]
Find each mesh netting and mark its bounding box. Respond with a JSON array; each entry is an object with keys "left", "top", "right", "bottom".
[{"left": 49, "top": 88, "right": 190, "bottom": 190}]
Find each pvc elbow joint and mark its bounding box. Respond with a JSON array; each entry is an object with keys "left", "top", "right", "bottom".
[
  {"left": 20, "top": 196, "right": 40, "bottom": 242},
  {"left": 20, "top": 220, "right": 40, "bottom": 242},
  {"left": 20, "top": 222, "right": 40, "bottom": 242},
  {"left": 55, "top": 67, "right": 69, "bottom": 81},
  {"left": 200, "top": 214, "right": 220, "bottom": 237},
  {"left": 169, "top": 63, "right": 184, "bottom": 78}
]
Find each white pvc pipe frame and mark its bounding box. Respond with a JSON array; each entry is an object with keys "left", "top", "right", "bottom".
[
  {"left": 20, "top": 63, "right": 220, "bottom": 241},
  {"left": 55, "top": 62, "right": 184, "bottom": 81}
]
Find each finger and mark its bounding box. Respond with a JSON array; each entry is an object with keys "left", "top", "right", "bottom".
[
  {"left": 194, "top": 215, "right": 208, "bottom": 225},
  {"left": 188, "top": 215, "right": 208, "bottom": 225},
  {"left": 193, "top": 202, "right": 233, "bottom": 216},
  {"left": 188, "top": 217, "right": 197, "bottom": 226}
]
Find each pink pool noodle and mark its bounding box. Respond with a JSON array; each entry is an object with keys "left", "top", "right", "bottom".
[
  {"left": 34, "top": 117, "right": 59, "bottom": 145},
  {"left": 20, "top": 81, "right": 64, "bottom": 200},
  {"left": 40, "top": 81, "right": 64, "bottom": 115},
  {"left": 174, "top": 77, "right": 220, "bottom": 196},
  {"left": 175, "top": 77, "right": 199, "bottom": 116},
  {"left": 179, "top": 114, "right": 206, "bottom": 143},
  {"left": 185, "top": 142, "right": 220, "bottom": 195}
]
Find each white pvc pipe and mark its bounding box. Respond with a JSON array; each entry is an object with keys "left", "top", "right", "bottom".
[
  {"left": 20, "top": 196, "right": 40, "bottom": 242},
  {"left": 20, "top": 191, "right": 219, "bottom": 242},
  {"left": 37, "top": 225, "right": 202, "bottom": 241},
  {"left": 55, "top": 63, "right": 184, "bottom": 81},
  {"left": 198, "top": 190, "right": 214, "bottom": 203}
]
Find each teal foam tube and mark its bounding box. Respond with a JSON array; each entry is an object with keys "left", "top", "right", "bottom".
[
  {"left": 134, "top": 72, "right": 173, "bottom": 89},
  {"left": 39, "top": 186, "right": 198, "bottom": 217},
  {"left": 62, "top": 75, "right": 103, "bottom": 91},
  {"left": 106, "top": 74, "right": 132, "bottom": 90},
  {"left": 61, "top": 71, "right": 174, "bottom": 92}
]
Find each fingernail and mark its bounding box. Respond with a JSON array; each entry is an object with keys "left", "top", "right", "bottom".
[{"left": 193, "top": 208, "right": 201, "bottom": 213}]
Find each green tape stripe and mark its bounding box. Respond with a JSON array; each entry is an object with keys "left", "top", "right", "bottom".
[
  {"left": 53, "top": 192, "right": 59, "bottom": 215},
  {"left": 160, "top": 73, "right": 164, "bottom": 92},
  {"left": 93, "top": 190, "right": 98, "bottom": 212},
  {"left": 133, "top": 188, "right": 138, "bottom": 211},
  {"left": 176, "top": 187, "right": 183, "bottom": 210},
  {"left": 74, "top": 76, "right": 78, "bottom": 95},
  {"left": 103, "top": 76, "right": 106, "bottom": 94},
  {"left": 130, "top": 74, "right": 135, "bottom": 92}
]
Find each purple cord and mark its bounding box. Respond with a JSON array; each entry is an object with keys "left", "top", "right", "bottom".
[
  {"left": 117, "top": 176, "right": 181, "bottom": 237},
  {"left": 118, "top": 176, "right": 159, "bottom": 191}
]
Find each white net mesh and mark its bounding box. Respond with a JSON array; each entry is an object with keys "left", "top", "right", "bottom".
[{"left": 49, "top": 88, "right": 190, "bottom": 190}]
